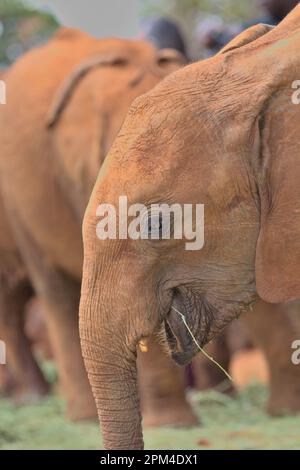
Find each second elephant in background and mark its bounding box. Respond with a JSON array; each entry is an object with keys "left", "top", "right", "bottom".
[{"left": 193, "top": 300, "right": 300, "bottom": 417}]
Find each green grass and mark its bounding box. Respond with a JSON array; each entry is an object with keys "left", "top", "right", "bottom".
[{"left": 0, "top": 384, "right": 300, "bottom": 450}]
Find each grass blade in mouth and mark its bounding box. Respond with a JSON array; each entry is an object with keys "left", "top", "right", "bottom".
[{"left": 171, "top": 305, "right": 233, "bottom": 382}]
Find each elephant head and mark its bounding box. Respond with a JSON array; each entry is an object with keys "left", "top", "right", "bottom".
[{"left": 80, "top": 6, "right": 300, "bottom": 449}]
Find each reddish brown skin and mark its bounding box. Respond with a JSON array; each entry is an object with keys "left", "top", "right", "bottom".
[
  {"left": 243, "top": 300, "right": 300, "bottom": 415},
  {"left": 193, "top": 302, "right": 300, "bottom": 416},
  {"left": 138, "top": 341, "right": 198, "bottom": 428},
  {"left": 0, "top": 184, "right": 49, "bottom": 401},
  {"left": 192, "top": 329, "right": 235, "bottom": 394},
  {"left": 0, "top": 29, "right": 197, "bottom": 424},
  {"left": 25, "top": 298, "right": 53, "bottom": 361},
  {"left": 80, "top": 8, "right": 300, "bottom": 449}
]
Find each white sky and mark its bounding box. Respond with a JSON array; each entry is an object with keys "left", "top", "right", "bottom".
[{"left": 28, "top": 0, "right": 140, "bottom": 38}]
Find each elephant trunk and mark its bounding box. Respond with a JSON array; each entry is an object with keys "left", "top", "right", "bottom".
[{"left": 79, "top": 282, "right": 144, "bottom": 450}]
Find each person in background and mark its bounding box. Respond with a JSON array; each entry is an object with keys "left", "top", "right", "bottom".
[
  {"left": 141, "top": 17, "right": 189, "bottom": 61},
  {"left": 197, "top": 0, "right": 299, "bottom": 56},
  {"left": 195, "top": 15, "right": 240, "bottom": 58},
  {"left": 244, "top": 0, "right": 299, "bottom": 27}
]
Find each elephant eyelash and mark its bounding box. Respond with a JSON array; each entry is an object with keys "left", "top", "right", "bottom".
[{"left": 171, "top": 305, "right": 233, "bottom": 382}]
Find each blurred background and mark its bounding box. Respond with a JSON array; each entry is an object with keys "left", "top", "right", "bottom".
[
  {"left": 0, "top": 0, "right": 268, "bottom": 68},
  {"left": 1, "top": 0, "right": 300, "bottom": 451}
]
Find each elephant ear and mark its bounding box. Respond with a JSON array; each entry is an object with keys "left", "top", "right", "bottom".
[
  {"left": 219, "top": 23, "right": 274, "bottom": 54},
  {"left": 216, "top": 8, "right": 300, "bottom": 303},
  {"left": 255, "top": 118, "right": 300, "bottom": 302},
  {"left": 217, "top": 6, "right": 300, "bottom": 303},
  {"left": 254, "top": 77, "right": 300, "bottom": 304},
  {"left": 47, "top": 52, "right": 127, "bottom": 128},
  {"left": 237, "top": 13, "right": 300, "bottom": 303},
  {"left": 156, "top": 48, "right": 187, "bottom": 68}
]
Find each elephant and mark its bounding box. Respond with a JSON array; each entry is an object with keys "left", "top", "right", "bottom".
[
  {"left": 0, "top": 191, "right": 50, "bottom": 401},
  {"left": 191, "top": 320, "right": 249, "bottom": 394},
  {"left": 0, "top": 27, "right": 199, "bottom": 425},
  {"left": 0, "top": 72, "right": 50, "bottom": 401},
  {"left": 193, "top": 301, "right": 300, "bottom": 413},
  {"left": 79, "top": 6, "right": 300, "bottom": 449}
]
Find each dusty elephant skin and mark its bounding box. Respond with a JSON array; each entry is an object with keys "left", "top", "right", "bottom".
[
  {"left": 242, "top": 300, "right": 300, "bottom": 416},
  {"left": 80, "top": 6, "right": 300, "bottom": 449},
  {"left": 194, "top": 305, "right": 300, "bottom": 414},
  {"left": 0, "top": 29, "right": 194, "bottom": 422},
  {"left": 0, "top": 85, "right": 49, "bottom": 399},
  {"left": 0, "top": 181, "right": 50, "bottom": 401}
]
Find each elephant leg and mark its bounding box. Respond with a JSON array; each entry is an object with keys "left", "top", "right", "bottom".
[
  {"left": 192, "top": 332, "right": 234, "bottom": 395},
  {"left": 34, "top": 271, "right": 97, "bottom": 420},
  {"left": 4, "top": 216, "right": 96, "bottom": 421},
  {"left": 0, "top": 279, "right": 49, "bottom": 402},
  {"left": 137, "top": 338, "right": 198, "bottom": 428},
  {"left": 0, "top": 364, "right": 18, "bottom": 396},
  {"left": 243, "top": 300, "right": 300, "bottom": 416}
]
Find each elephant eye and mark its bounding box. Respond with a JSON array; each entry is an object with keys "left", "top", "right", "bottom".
[
  {"left": 141, "top": 210, "right": 173, "bottom": 240},
  {"left": 147, "top": 213, "right": 164, "bottom": 239}
]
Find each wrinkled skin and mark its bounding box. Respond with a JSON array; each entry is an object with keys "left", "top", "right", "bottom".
[
  {"left": 0, "top": 29, "right": 195, "bottom": 423},
  {"left": 80, "top": 8, "right": 300, "bottom": 449}
]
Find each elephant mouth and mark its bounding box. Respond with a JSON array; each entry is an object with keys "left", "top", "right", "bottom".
[
  {"left": 164, "top": 289, "right": 210, "bottom": 366},
  {"left": 163, "top": 287, "right": 257, "bottom": 367},
  {"left": 164, "top": 318, "right": 198, "bottom": 366}
]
